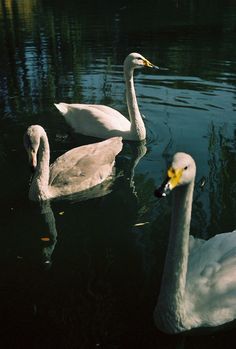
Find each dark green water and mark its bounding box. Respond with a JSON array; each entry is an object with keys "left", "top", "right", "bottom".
[{"left": 0, "top": 0, "right": 236, "bottom": 348}]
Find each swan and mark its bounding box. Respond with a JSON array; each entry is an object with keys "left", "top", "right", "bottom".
[
  {"left": 154, "top": 152, "right": 236, "bottom": 334},
  {"left": 54, "top": 52, "right": 159, "bottom": 141},
  {"left": 23, "top": 125, "right": 123, "bottom": 201}
]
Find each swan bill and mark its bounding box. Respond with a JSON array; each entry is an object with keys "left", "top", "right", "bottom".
[
  {"left": 167, "top": 167, "right": 183, "bottom": 189},
  {"left": 154, "top": 177, "right": 170, "bottom": 198},
  {"left": 143, "top": 59, "right": 159, "bottom": 70},
  {"left": 154, "top": 167, "right": 184, "bottom": 198}
]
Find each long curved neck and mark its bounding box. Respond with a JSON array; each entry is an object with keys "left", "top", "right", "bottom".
[
  {"left": 154, "top": 180, "right": 194, "bottom": 333},
  {"left": 29, "top": 133, "right": 50, "bottom": 201},
  {"left": 124, "top": 67, "right": 146, "bottom": 140}
]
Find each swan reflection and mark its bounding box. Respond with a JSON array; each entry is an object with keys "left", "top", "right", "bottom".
[
  {"left": 37, "top": 201, "right": 57, "bottom": 267},
  {"left": 154, "top": 152, "right": 236, "bottom": 334},
  {"left": 21, "top": 140, "right": 147, "bottom": 267},
  {"left": 15, "top": 201, "right": 58, "bottom": 268}
]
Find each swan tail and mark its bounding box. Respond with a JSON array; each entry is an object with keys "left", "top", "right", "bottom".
[
  {"left": 54, "top": 103, "right": 69, "bottom": 115},
  {"left": 114, "top": 137, "right": 123, "bottom": 154},
  {"left": 106, "top": 136, "right": 123, "bottom": 155}
]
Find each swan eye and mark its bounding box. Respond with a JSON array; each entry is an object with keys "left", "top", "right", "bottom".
[
  {"left": 24, "top": 134, "right": 33, "bottom": 150},
  {"left": 184, "top": 166, "right": 188, "bottom": 170}
]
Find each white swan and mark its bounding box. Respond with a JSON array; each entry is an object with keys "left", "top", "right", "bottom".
[
  {"left": 154, "top": 152, "right": 236, "bottom": 334},
  {"left": 24, "top": 125, "right": 123, "bottom": 201},
  {"left": 54, "top": 52, "right": 158, "bottom": 141}
]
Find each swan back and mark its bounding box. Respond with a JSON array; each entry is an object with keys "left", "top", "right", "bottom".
[{"left": 48, "top": 136, "right": 123, "bottom": 199}]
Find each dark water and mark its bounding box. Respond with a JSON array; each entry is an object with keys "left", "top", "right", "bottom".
[{"left": 0, "top": 0, "right": 236, "bottom": 348}]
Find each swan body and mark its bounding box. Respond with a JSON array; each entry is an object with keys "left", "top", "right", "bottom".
[
  {"left": 54, "top": 52, "right": 159, "bottom": 141},
  {"left": 24, "top": 125, "right": 123, "bottom": 201},
  {"left": 154, "top": 152, "right": 236, "bottom": 333}
]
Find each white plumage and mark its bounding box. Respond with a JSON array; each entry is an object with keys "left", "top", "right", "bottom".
[
  {"left": 24, "top": 125, "right": 123, "bottom": 201},
  {"left": 54, "top": 52, "right": 158, "bottom": 141},
  {"left": 154, "top": 152, "right": 236, "bottom": 333}
]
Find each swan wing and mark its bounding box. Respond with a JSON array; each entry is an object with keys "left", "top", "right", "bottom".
[
  {"left": 49, "top": 137, "right": 123, "bottom": 193},
  {"left": 185, "top": 231, "right": 236, "bottom": 327},
  {"left": 54, "top": 103, "right": 131, "bottom": 138},
  {"left": 188, "top": 231, "right": 236, "bottom": 275}
]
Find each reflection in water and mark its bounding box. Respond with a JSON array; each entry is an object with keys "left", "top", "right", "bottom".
[
  {"left": 207, "top": 124, "right": 236, "bottom": 236},
  {"left": 118, "top": 140, "right": 147, "bottom": 193},
  {"left": 38, "top": 201, "right": 57, "bottom": 267},
  {"left": 8, "top": 201, "right": 58, "bottom": 268},
  {"left": 0, "top": 201, "right": 58, "bottom": 348},
  {"left": 0, "top": 141, "right": 148, "bottom": 348},
  {"left": 154, "top": 152, "right": 236, "bottom": 334},
  {"left": 1, "top": 0, "right": 236, "bottom": 347},
  {"left": 20, "top": 139, "right": 147, "bottom": 268},
  {"left": 1, "top": 0, "right": 236, "bottom": 120}
]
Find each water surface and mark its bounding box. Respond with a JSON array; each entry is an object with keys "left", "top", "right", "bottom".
[{"left": 0, "top": 1, "right": 236, "bottom": 348}]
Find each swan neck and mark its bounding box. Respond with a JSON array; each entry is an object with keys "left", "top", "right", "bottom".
[
  {"left": 29, "top": 133, "right": 50, "bottom": 201},
  {"left": 124, "top": 67, "right": 146, "bottom": 140},
  {"left": 155, "top": 179, "right": 195, "bottom": 332}
]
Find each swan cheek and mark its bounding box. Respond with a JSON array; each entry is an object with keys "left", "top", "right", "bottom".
[{"left": 28, "top": 150, "right": 37, "bottom": 169}]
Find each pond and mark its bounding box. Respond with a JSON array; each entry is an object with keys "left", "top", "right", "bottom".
[{"left": 0, "top": 0, "right": 236, "bottom": 348}]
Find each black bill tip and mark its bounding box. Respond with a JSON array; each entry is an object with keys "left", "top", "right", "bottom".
[
  {"left": 154, "top": 188, "right": 166, "bottom": 198},
  {"left": 154, "top": 177, "right": 170, "bottom": 198}
]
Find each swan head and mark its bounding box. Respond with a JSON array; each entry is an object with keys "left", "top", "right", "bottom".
[
  {"left": 124, "top": 52, "right": 159, "bottom": 71},
  {"left": 154, "top": 152, "right": 196, "bottom": 198},
  {"left": 24, "top": 125, "right": 46, "bottom": 171}
]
